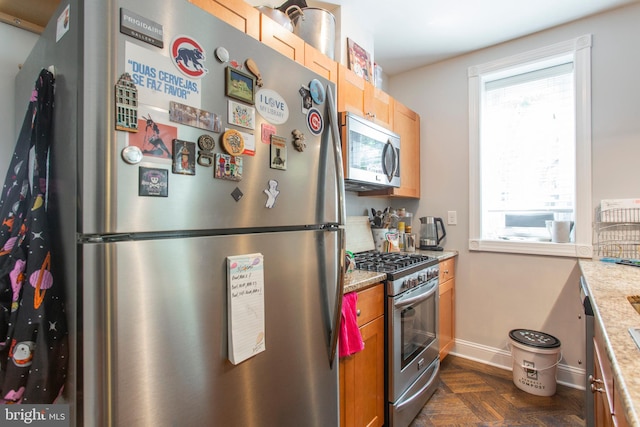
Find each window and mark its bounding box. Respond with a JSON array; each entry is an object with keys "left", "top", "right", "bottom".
[{"left": 468, "top": 35, "right": 593, "bottom": 258}]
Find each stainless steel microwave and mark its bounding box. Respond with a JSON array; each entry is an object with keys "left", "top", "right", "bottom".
[{"left": 339, "top": 112, "right": 401, "bottom": 191}]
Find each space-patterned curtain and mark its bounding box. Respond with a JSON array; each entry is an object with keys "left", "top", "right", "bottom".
[{"left": 0, "top": 68, "right": 68, "bottom": 403}]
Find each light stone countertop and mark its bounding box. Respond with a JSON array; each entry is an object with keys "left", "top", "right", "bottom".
[
  {"left": 343, "top": 250, "right": 458, "bottom": 294},
  {"left": 579, "top": 259, "right": 640, "bottom": 427}
]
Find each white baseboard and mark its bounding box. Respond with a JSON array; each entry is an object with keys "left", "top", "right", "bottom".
[{"left": 450, "top": 338, "right": 585, "bottom": 390}]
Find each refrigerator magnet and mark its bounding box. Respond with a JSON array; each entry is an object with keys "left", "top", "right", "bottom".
[
  {"left": 172, "top": 139, "right": 196, "bottom": 175},
  {"left": 264, "top": 179, "right": 280, "bottom": 208},
  {"left": 222, "top": 129, "right": 245, "bottom": 156},
  {"left": 299, "top": 86, "right": 312, "bottom": 113},
  {"left": 214, "top": 153, "right": 243, "bottom": 181},
  {"left": 121, "top": 146, "right": 143, "bottom": 164},
  {"left": 228, "top": 100, "right": 255, "bottom": 130},
  {"left": 292, "top": 129, "right": 306, "bottom": 152},
  {"left": 115, "top": 73, "right": 139, "bottom": 132},
  {"left": 197, "top": 134, "right": 215, "bottom": 167},
  {"left": 269, "top": 135, "right": 287, "bottom": 170},
  {"left": 309, "top": 79, "right": 325, "bottom": 105},
  {"left": 139, "top": 167, "right": 168, "bottom": 197}
]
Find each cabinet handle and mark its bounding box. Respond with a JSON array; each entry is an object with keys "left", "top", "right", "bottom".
[
  {"left": 356, "top": 309, "right": 361, "bottom": 317},
  {"left": 590, "top": 383, "right": 605, "bottom": 394},
  {"left": 444, "top": 269, "right": 449, "bottom": 274}
]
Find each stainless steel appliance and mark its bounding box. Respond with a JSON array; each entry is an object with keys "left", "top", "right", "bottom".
[
  {"left": 419, "top": 216, "right": 446, "bottom": 250},
  {"left": 353, "top": 252, "right": 440, "bottom": 427},
  {"left": 580, "top": 276, "right": 595, "bottom": 427},
  {"left": 339, "top": 112, "right": 400, "bottom": 191},
  {"left": 15, "top": 1, "right": 345, "bottom": 425}
]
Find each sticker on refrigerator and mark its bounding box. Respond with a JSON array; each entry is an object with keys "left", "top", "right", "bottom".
[
  {"left": 56, "top": 4, "right": 70, "bottom": 42},
  {"left": 299, "top": 86, "right": 312, "bottom": 114},
  {"left": 227, "top": 253, "right": 265, "bottom": 365},
  {"left": 125, "top": 41, "right": 201, "bottom": 107},
  {"left": 171, "top": 35, "right": 208, "bottom": 78},
  {"left": 261, "top": 123, "right": 276, "bottom": 144},
  {"left": 306, "top": 108, "right": 323, "bottom": 136},
  {"left": 255, "top": 88, "right": 289, "bottom": 125},
  {"left": 128, "top": 106, "right": 176, "bottom": 160},
  {"left": 139, "top": 167, "right": 168, "bottom": 197},
  {"left": 172, "top": 139, "right": 196, "bottom": 175},
  {"left": 120, "top": 8, "right": 164, "bottom": 48}
]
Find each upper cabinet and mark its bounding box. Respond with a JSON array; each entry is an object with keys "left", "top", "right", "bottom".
[
  {"left": 391, "top": 100, "right": 421, "bottom": 198},
  {"left": 337, "top": 65, "right": 393, "bottom": 130},
  {"left": 259, "top": 14, "right": 305, "bottom": 64},
  {"left": 188, "top": 0, "right": 260, "bottom": 39},
  {"left": 359, "top": 99, "right": 421, "bottom": 199},
  {"left": 304, "top": 44, "right": 338, "bottom": 84}
]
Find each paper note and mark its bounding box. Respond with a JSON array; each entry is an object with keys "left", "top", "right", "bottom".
[{"left": 227, "top": 253, "right": 265, "bottom": 364}]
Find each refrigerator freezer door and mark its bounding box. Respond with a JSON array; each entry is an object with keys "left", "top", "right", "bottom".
[
  {"left": 81, "top": 0, "right": 339, "bottom": 235},
  {"left": 82, "top": 229, "right": 340, "bottom": 427}
]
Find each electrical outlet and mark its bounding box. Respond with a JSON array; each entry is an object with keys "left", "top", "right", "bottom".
[{"left": 447, "top": 211, "right": 457, "bottom": 225}]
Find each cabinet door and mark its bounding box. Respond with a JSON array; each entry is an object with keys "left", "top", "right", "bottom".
[
  {"left": 367, "top": 85, "right": 393, "bottom": 129},
  {"left": 188, "top": 0, "right": 260, "bottom": 39},
  {"left": 339, "top": 316, "right": 384, "bottom": 427},
  {"left": 439, "top": 277, "right": 454, "bottom": 360},
  {"left": 337, "top": 64, "right": 367, "bottom": 117},
  {"left": 391, "top": 100, "right": 420, "bottom": 198},
  {"left": 593, "top": 343, "right": 614, "bottom": 427},
  {"left": 304, "top": 44, "right": 338, "bottom": 84},
  {"left": 439, "top": 258, "right": 455, "bottom": 359},
  {"left": 260, "top": 15, "right": 304, "bottom": 64}
]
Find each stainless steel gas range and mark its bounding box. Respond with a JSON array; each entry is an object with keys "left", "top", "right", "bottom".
[{"left": 353, "top": 251, "right": 441, "bottom": 427}]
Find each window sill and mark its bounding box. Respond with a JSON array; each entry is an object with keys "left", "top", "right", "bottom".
[{"left": 469, "top": 238, "right": 593, "bottom": 258}]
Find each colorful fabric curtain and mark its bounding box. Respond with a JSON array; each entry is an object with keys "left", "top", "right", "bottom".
[{"left": 0, "top": 69, "right": 68, "bottom": 403}]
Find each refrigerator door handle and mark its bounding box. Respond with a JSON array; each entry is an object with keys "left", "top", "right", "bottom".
[
  {"left": 326, "top": 84, "right": 346, "bottom": 367},
  {"left": 326, "top": 84, "right": 346, "bottom": 227}
]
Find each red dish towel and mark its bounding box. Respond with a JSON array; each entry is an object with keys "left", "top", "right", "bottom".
[{"left": 339, "top": 292, "right": 365, "bottom": 358}]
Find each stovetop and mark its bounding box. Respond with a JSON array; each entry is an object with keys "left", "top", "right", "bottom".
[{"left": 353, "top": 251, "right": 438, "bottom": 280}]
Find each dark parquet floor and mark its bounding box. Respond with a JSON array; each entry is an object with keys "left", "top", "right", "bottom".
[{"left": 409, "top": 355, "right": 585, "bottom": 427}]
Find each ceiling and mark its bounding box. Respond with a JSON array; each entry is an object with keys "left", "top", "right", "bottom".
[{"left": 1, "top": 0, "right": 638, "bottom": 75}]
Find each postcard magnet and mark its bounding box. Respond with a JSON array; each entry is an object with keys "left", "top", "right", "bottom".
[
  {"left": 264, "top": 179, "right": 280, "bottom": 209},
  {"left": 139, "top": 167, "right": 168, "bottom": 197},
  {"left": 172, "top": 139, "right": 196, "bottom": 175}
]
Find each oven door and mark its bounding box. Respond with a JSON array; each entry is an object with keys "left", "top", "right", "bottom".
[{"left": 388, "top": 278, "right": 439, "bottom": 402}]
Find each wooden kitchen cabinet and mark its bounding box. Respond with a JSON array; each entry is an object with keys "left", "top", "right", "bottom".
[
  {"left": 362, "top": 100, "right": 421, "bottom": 199},
  {"left": 340, "top": 284, "right": 385, "bottom": 427},
  {"left": 188, "top": 0, "right": 260, "bottom": 39},
  {"left": 593, "top": 318, "right": 630, "bottom": 427},
  {"left": 439, "top": 257, "right": 456, "bottom": 360},
  {"left": 259, "top": 14, "right": 305, "bottom": 65},
  {"left": 337, "top": 64, "right": 393, "bottom": 130},
  {"left": 304, "top": 43, "right": 338, "bottom": 84}
]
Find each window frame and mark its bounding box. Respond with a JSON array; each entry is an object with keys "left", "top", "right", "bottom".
[{"left": 468, "top": 35, "right": 593, "bottom": 258}]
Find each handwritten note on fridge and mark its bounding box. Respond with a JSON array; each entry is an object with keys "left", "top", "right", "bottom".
[{"left": 227, "top": 253, "right": 265, "bottom": 364}]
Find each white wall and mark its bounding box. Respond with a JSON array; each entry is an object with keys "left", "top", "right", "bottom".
[
  {"left": 0, "top": 23, "right": 39, "bottom": 179},
  {"left": 389, "top": 2, "right": 640, "bottom": 386}
]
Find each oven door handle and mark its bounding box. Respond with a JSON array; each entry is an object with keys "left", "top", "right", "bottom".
[
  {"left": 395, "top": 360, "right": 440, "bottom": 412},
  {"left": 394, "top": 281, "right": 438, "bottom": 309}
]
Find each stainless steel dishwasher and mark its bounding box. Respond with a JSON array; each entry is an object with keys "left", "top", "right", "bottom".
[{"left": 580, "top": 276, "right": 594, "bottom": 427}]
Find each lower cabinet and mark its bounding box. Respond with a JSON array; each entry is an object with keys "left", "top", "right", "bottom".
[
  {"left": 593, "top": 319, "right": 630, "bottom": 427},
  {"left": 439, "top": 257, "right": 456, "bottom": 360},
  {"left": 340, "top": 283, "right": 385, "bottom": 427}
]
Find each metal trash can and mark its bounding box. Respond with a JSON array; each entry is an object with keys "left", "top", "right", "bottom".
[{"left": 509, "top": 329, "right": 561, "bottom": 396}]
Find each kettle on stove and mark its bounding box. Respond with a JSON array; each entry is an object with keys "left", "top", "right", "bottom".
[{"left": 419, "top": 216, "right": 446, "bottom": 251}]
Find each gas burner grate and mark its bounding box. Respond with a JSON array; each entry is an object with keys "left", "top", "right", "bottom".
[{"left": 353, "top": 251, "right": 436, "bottom": 275}]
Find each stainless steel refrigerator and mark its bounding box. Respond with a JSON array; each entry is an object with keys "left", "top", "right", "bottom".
[{"left": 14, "top": 0, "right": 346, "bottom": 425}]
